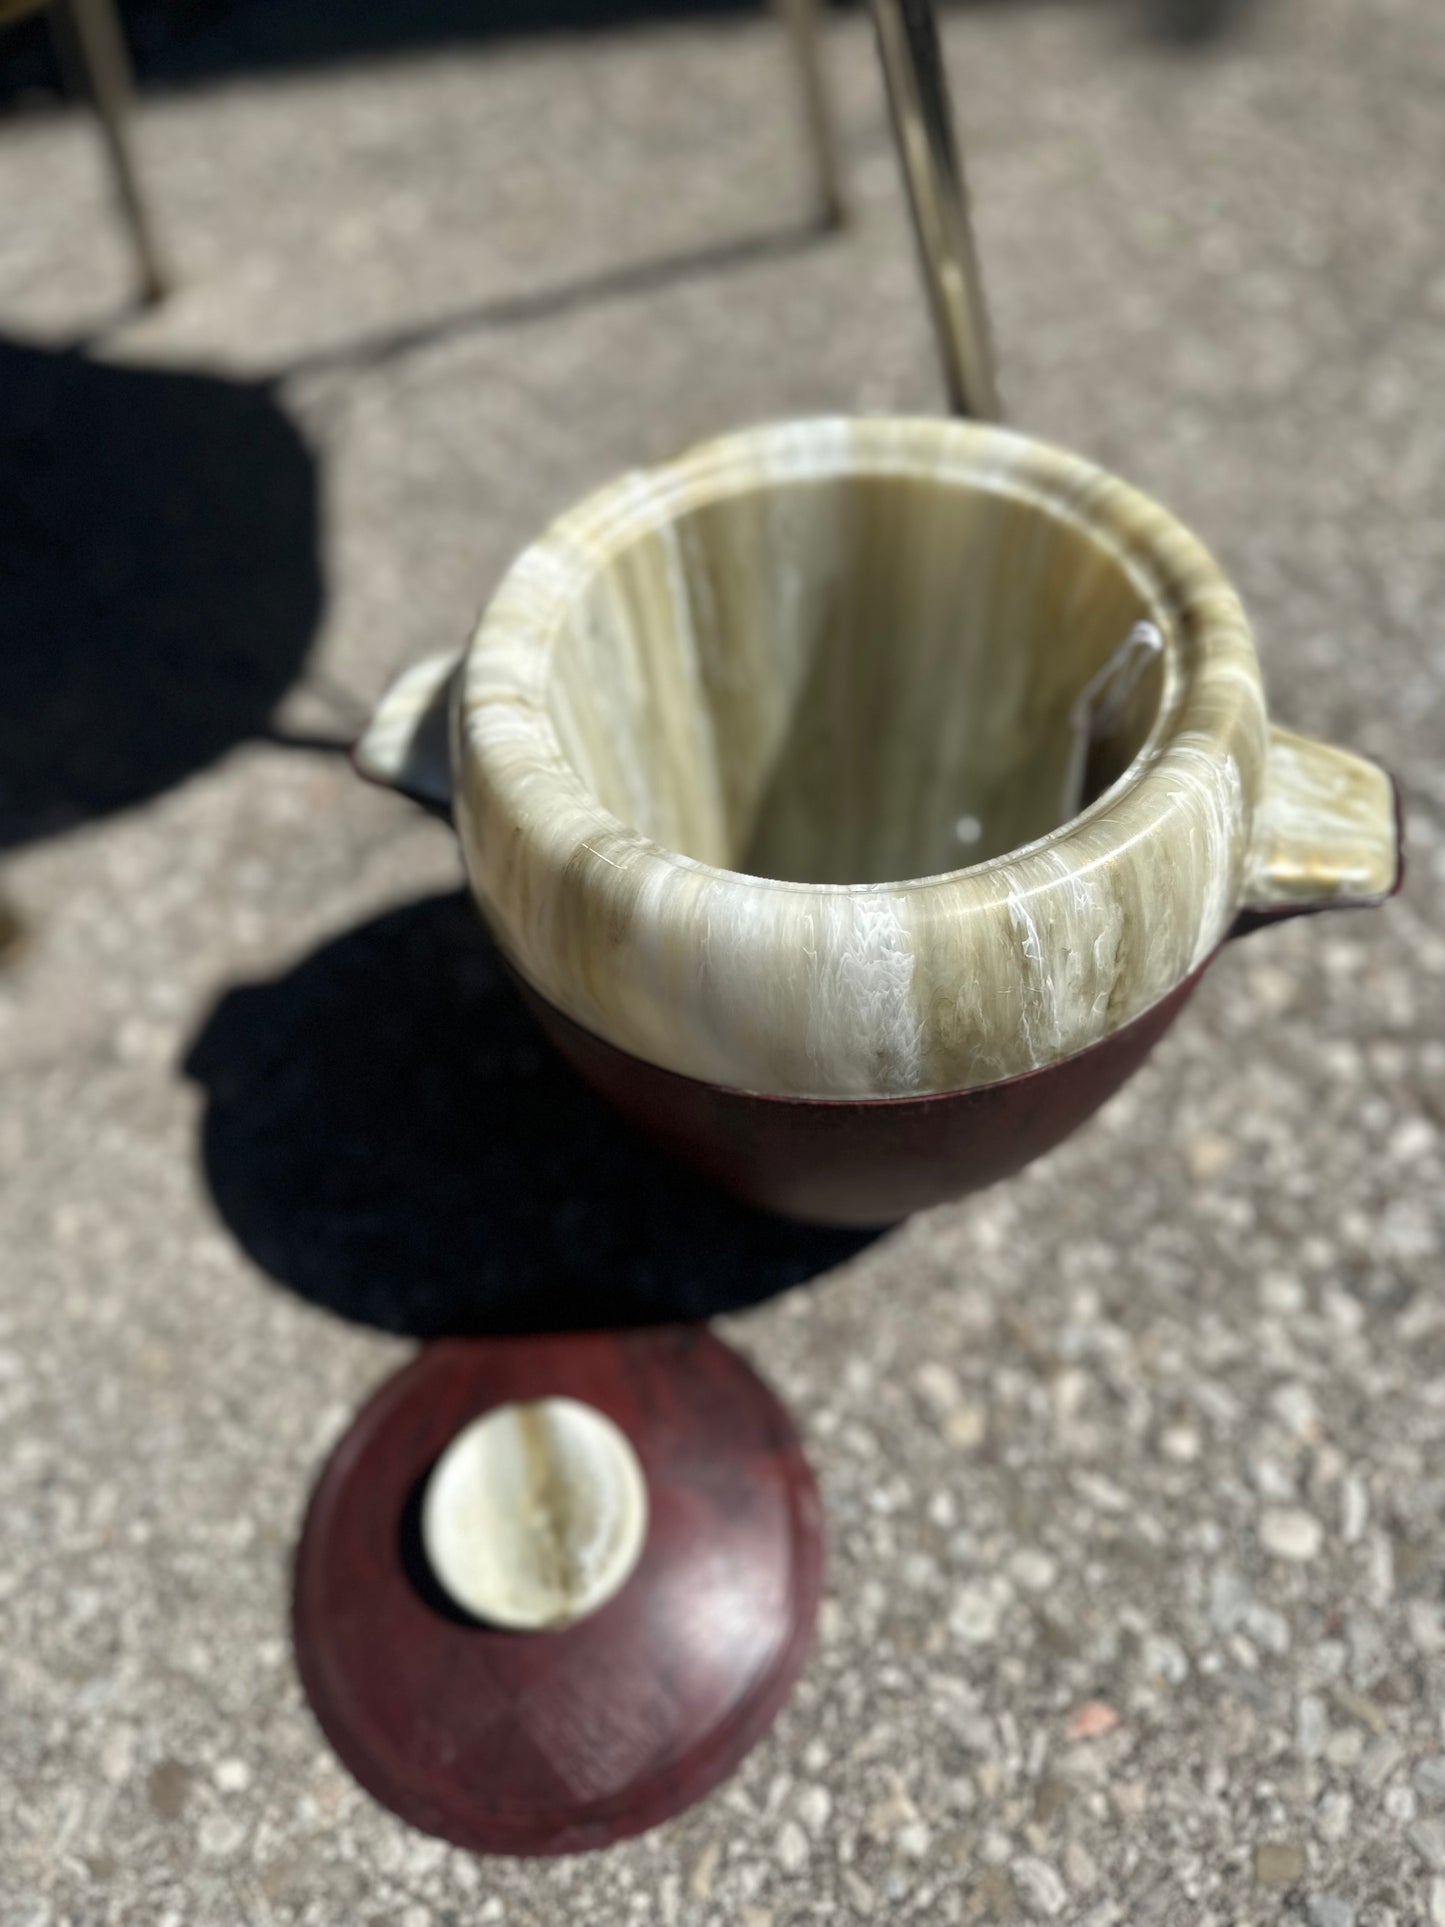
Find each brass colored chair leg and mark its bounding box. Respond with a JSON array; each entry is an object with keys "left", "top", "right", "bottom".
[
  {"left": 772, "top": 0, "right": 847, "bottom": 230},
  {"left": 50, "top": 0, "right": 170, "bottom": 305},
  {"left": 870, "top": 0, "right": 1000, "bottom": 419}
]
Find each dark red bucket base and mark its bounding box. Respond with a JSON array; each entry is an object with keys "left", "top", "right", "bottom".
[
  {"left": 519, "top": 966, "right": 1210, "bottom": 1226},
  {"left": 293, "top": 1327, "right": 824, "bottom": 1856}
]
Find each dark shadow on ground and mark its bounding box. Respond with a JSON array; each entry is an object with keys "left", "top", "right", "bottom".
[
  {"left": 0, "top": 0, "right": 777, "bottom": 104},
  {"left": 1141, "top": 0, "right": 1244, "bottom": 43},
  {"left": 0, "top": 337, "right": 324, "bottom": 848},
  {"left": 184, "top": 891, "right": 879, "bottom": 1336},
  {"left": 282, "top": 218, "right": 834, "bottom": 382},
  {"left": 0, "top": 0, "right": 1251, "bottom": 105}
]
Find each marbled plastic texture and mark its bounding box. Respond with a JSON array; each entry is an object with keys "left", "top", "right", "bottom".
[{"left": 359, "top": 418, "right": 1398, "bottom": 1099}]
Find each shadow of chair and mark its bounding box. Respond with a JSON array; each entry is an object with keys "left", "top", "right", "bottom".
[{"left": 0, "top": 335, "right": 324, "bottom": 849}]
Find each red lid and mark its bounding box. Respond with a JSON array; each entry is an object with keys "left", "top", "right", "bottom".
[{"left": 293, "top": 1325, "right": 824, "bottom": 1855}]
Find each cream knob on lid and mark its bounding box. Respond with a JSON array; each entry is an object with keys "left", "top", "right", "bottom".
[{"left": 421, "top": 1398, "right": 648, "bottom": 1630}]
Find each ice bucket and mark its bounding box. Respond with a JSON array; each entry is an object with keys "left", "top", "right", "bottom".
[{"left": 359, "top": 416, "right": 1399, "bottom": 1223}]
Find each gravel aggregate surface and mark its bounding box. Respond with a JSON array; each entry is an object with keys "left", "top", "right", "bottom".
[{"left": 2, "top": 0, "right": 1443, "bottom": 1918}]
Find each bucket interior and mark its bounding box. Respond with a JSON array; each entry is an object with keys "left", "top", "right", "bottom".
[{"left": 545, "top": 468, "right": 1166, "bottom": 885}]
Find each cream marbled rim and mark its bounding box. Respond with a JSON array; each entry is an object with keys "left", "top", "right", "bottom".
[{"left": 453, "top": 416, "right": 1268, "bottom": 1098}]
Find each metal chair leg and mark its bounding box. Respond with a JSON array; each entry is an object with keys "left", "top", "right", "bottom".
[
  {"left": 870, "top": 0, "right": 1000, "bottom": 419},
  {"left": 772, "top": 0, "right": 847, "bottom": 230},
  {"left": 50, "top": 0, "right": 170, "bottom": 305}
]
